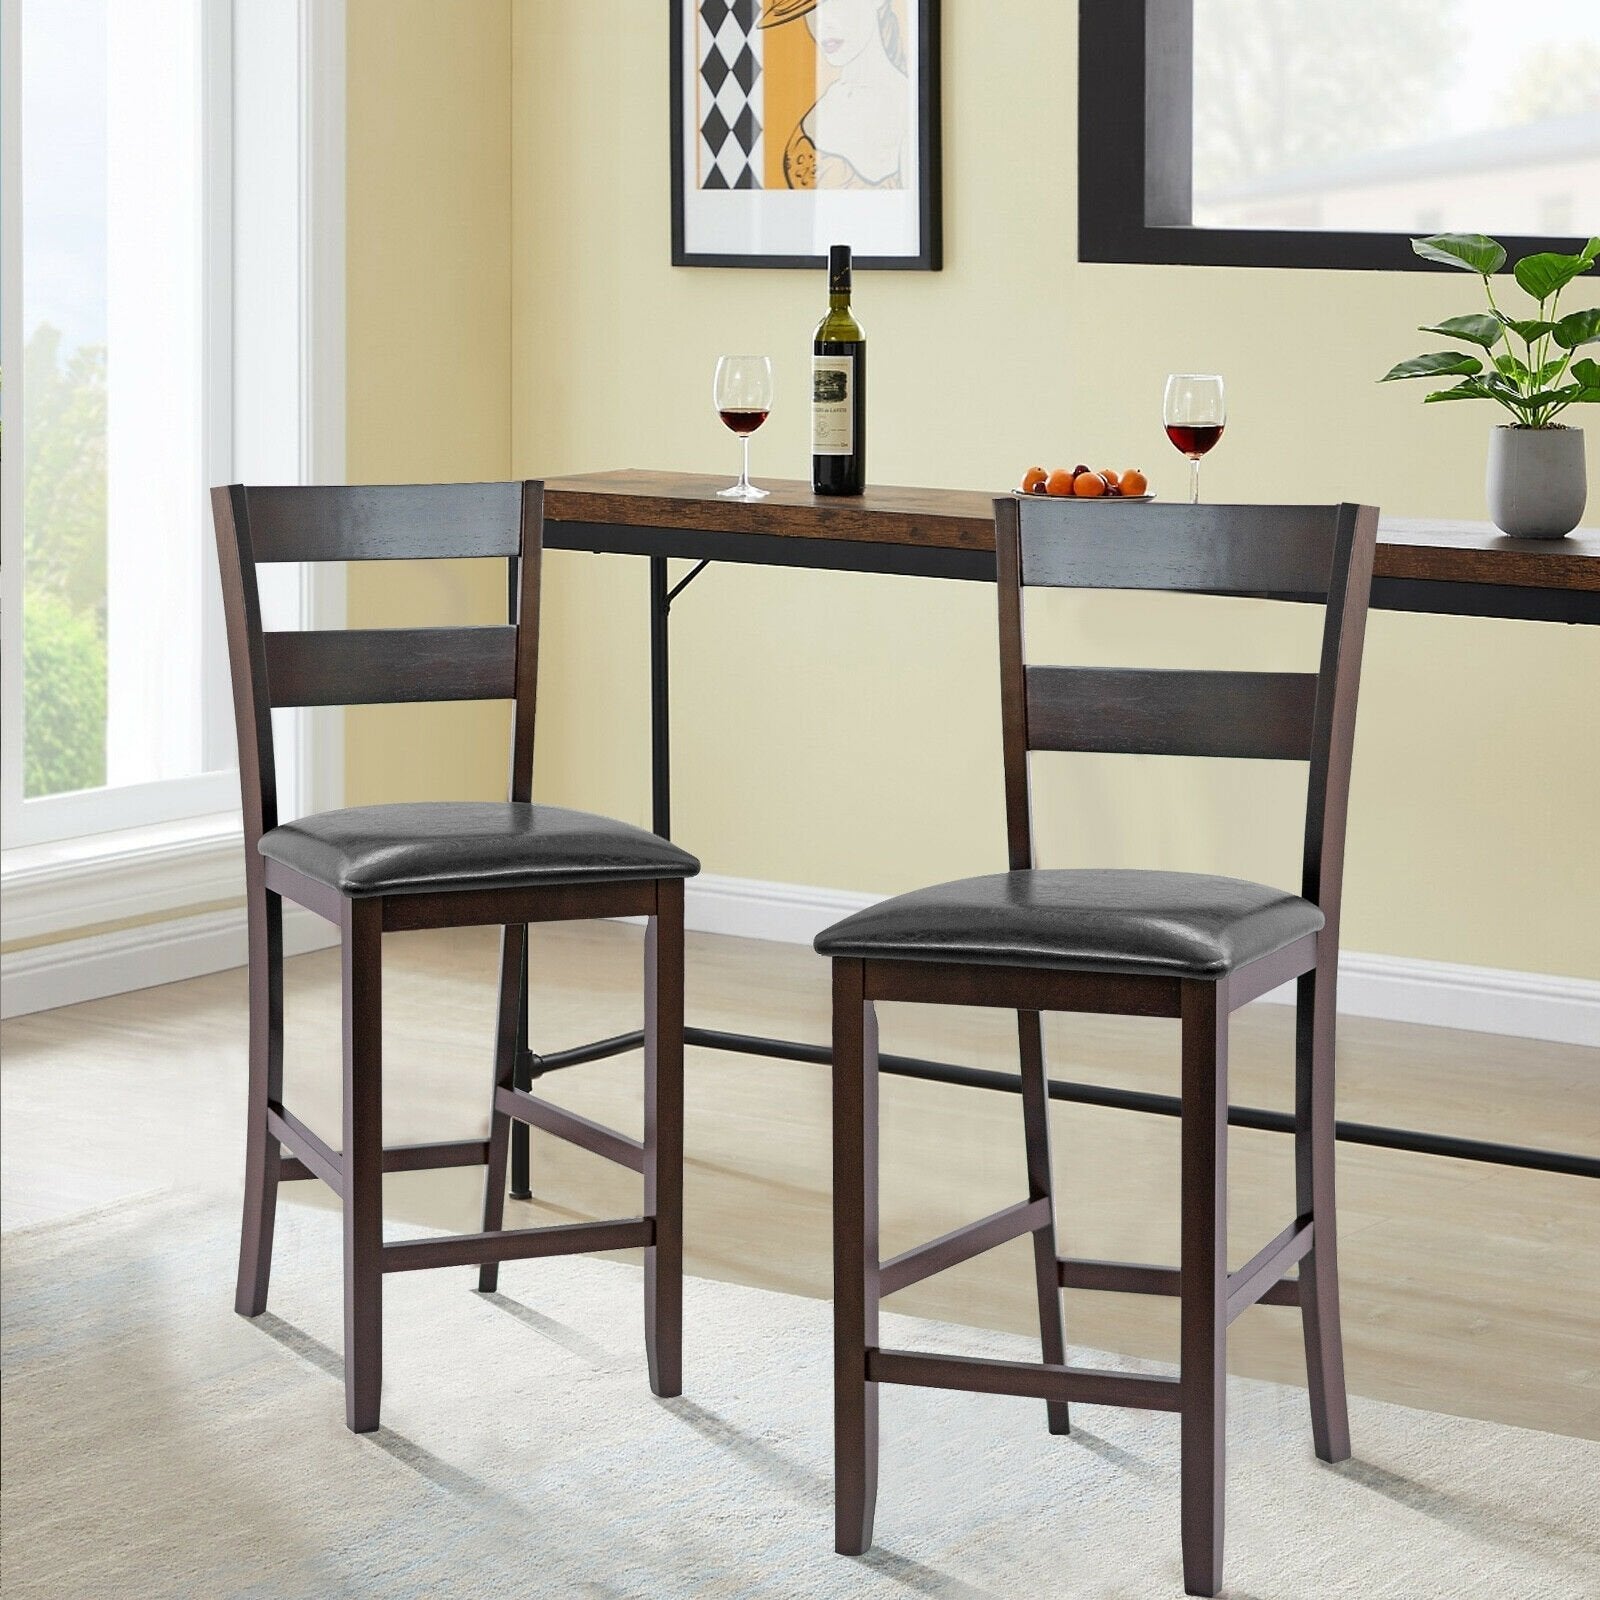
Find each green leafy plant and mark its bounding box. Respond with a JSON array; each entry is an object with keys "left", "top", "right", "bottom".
[
  {"left": 22, "top": 590, "right": 107, "bottom": 798},
  {"left": 1381, "top": 233, "right": 1600, "bottom": 427}
]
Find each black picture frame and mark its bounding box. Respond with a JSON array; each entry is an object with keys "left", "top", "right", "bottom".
[
  {"left": 1078, "top": 0, "right": 1594, "bottom": 273},
  {"left": 670, "top": 0, "right": 942, "bottom": 271}
]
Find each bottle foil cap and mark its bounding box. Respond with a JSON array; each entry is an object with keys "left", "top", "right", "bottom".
[{"left": 828, "top": 244, "right": 852, "bottom": 292}]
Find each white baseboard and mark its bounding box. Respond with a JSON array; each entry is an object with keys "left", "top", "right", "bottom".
[
  {"left": 1276, "top": 951, "right": 1599, "bottom": 1047},
  {"left": 686, "top": 873, "right": 878, "bottom": 947},
  {"left": 5, "top": 869, "right": 1594, "bottom": 1049},
  {"left": 0, "top": 903, "right": 338, "bottom": 1020},
  {"left": 1, "top": 812, "right": 245, "bottom": 945},
  {"left": 684, "top": 874, "right": 1600, "bottom": 1049}
]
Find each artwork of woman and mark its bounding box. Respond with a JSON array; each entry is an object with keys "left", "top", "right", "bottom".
[{"left": 759, "top": 0, "right": 910, "bottom": 190}]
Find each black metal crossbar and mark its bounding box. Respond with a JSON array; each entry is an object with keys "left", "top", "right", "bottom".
[{"left": 507, "top": 1027, "right": 1597, "bottom": 1180}]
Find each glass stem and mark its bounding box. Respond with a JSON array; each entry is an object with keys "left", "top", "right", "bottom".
[
  {"left": 1189, "top": 455, "right": 1201, "bottom": 505},
  {"left": 740, "top": 434, "right": 752, "bottom": 492}
]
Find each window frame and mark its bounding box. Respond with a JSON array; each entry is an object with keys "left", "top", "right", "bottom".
[
  {"left": 1077, "top": 0, "right": 1596, "bottom": 273},
  {"left": 1, "top": 0, "right": 238, "bottom": 846}
]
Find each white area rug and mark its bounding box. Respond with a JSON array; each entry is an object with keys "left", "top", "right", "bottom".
[{"left": 3, "top": 1191, "right": 1595, "bottom": 1599}]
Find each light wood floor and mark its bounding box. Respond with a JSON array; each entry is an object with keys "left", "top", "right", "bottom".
[{"left": 4, "top": 921, "right": 1597, "bottom": 1439}]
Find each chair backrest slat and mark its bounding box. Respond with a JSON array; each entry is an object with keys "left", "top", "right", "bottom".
[
  {"left": 212, "top": 481, "right": 543, "bottom": 861},
  {"left": 264, "top": 626, "right": 519, "bottom": 708},
  {"left": 1025, "top": 667, "right": 1318, "bottom": 760},
  {"left": 1018, "top": 500, "right": 1339, "bottom": 598},
  {"left": 244, "top": 482, "right": 523, "bottom": 563}
]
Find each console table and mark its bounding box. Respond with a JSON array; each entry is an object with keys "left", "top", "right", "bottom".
[{"left": 508, "top": 469, "right": 1599, "bottom": 1187}]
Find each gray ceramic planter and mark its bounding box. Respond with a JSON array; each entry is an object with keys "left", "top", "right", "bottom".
[{"left": 1485, "top": 425, "right": 1586, "bottom": 539}]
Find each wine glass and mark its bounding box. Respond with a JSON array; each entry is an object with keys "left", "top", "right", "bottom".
[
  {"left": 713, "top": 355, "right": 774, "bottom": 500},
  {"left": 1163, "top": 374, "right": 1226, "bottom": 504}
]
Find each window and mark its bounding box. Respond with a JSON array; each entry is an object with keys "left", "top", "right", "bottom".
[
  {"left": 1079, "top": 0, "right": 1600, "bottom": 270},
  {"left": 2, "top": 0, "right": 235, "bottom": 846},
  {"left": 1, "top": 0, "right": 345, "bottom": 856}
]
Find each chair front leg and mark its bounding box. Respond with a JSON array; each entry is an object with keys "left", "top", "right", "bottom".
[
  {"left": 1179, "top": 980, "right": 1229, "bottom": 1598},
  {"left": 1296, "top": 954, "right": 1351, "bottom": 1462},
  {"left": 342, "top": 896, "right": 385, "bottom": 1434},
  {"left": 833, "top": 959, "right": 880, "bottom": 1557},
  {"left": 235, "top": 884, "right": 284, "bottom": 1317},
  {"left": 1018, "top": 1008, "right": 1070, "bottom": 1435},
  {"left": 644, "top": 879, "right": 684, "bottom": 1398},
  {"left": 478, "top": 923, "right": 528, "bottom": 1294}
]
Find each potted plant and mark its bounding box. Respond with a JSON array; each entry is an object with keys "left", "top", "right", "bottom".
[{"left": 1381, "top": 233, "right": 1599, "bottom": 538}]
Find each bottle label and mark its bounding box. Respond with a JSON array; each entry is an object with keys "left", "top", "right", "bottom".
[{"left": 812, "top": 355, "right": 854, "bottom": 456}]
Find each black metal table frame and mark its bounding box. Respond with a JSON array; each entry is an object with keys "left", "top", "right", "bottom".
[{"left": 504, "top": 520, "right": 1599, "bottom": 1193}]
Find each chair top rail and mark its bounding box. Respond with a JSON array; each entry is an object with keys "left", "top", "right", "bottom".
[
  {"left": 243, "top": 481, "right": 525, "bottom": 563},
  {"left": 1010, "top": 499, "right": 1348, "bottom": 598}
]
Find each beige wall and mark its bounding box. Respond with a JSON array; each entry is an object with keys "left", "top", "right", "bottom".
[
  {"left": 349, "top": 1, "right": 1599, "bottom": 981},
  {"left": 344, "top": 0, "right": 513, "bottom": 805}
]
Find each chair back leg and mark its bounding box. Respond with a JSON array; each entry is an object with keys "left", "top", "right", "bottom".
[
  {"left": 510, "top": 938, "right": 534, "bottom": 1201},
  {"left": 235, "top": 888, "right": 284, "bottom": 1317},
  {"left": 832, "top": 958, "right": 881, "bottom": 1556},
  {"left": 1296, "top": 958, "right": 1352, "bottom": 1461},
  {"left": 1018, "top": 1009, "right": 1070, "bottom": 1435},
  {"left": 478, "top": 923, "right": 529, "bottom": 1295},
  {"left": 341, "top": 896, "right": 385, "bottom": 1434},
  {"left": 644, "top": 880, "right": 685, "bottom": 1398},
  {"left": 1179, "top": 980, "right": 1229, "bottom": 1598}
]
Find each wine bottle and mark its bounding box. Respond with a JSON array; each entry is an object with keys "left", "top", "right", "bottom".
[{"left": 812, "top": 244, "right": 865, "bottom": 496}]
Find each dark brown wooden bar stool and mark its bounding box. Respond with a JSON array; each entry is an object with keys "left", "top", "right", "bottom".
[
  {"left": 212, "top": 480, "right": 697, "bottom": 1433},
  {"left": 816, "top": 496, "right": 1378, "bottom": 1597}
]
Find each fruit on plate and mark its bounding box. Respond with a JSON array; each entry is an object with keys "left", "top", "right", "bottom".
[{"left": 1020, "top": 463, "right": 1151, "bottom": 498}]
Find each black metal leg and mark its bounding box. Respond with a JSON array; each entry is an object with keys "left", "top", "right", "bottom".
[{"left": 650, "top": 554, "right": 672, "bottom": 840}]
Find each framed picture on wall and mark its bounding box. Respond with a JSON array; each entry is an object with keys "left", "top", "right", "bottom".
[{"left": 670, "top": 0, "right": 942, "bottom": 270}]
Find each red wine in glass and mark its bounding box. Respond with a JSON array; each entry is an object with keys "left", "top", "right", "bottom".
[
  {"left": 1164, "top": 421, "right": 1224, "bottom": 457},
  {"left": 1162, "top": 374, "right": 1226, "bottom": 502},
  {"left": 713, "top": 356, "right": 774, "bottom": 499}
]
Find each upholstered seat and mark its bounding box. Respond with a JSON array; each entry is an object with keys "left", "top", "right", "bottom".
[
  {"left": 259, "top": 802, "right": 700, "bottom": 898},
  {"left": 814, "top": 868, "right": 1323, "bottom": 979}
]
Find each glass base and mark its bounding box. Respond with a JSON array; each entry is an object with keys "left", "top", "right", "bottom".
[{"left": 717, "top": 481, "right": 769, "bottom": 500}]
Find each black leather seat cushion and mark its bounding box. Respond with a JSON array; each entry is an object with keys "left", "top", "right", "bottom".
[
  {"left": 814, "top": 869, "right": 1322, "bottom": 980},
  {"left": 258, "top": 803, "right": 700, "bottom": 898}
]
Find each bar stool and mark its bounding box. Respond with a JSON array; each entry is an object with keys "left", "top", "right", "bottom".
[
  {"left": 212, "top": 480, "right": 697, "bottom": 1433},
  {"left": 815, "top": 496, "right": 1378, "bottom": 1597}
]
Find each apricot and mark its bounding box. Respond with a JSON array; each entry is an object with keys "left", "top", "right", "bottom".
[
  {"left": 1121, "top": 468, "right": 1148, "bottom": 497},
  {"left": 1021, "top": 466, "right": 1047, "bottom": 494},
  {"left": 1072, "top": 471, "right": 1108, "bottom": 497},
  {"left": 1100, "top": 469, "right": 1121, "bottom": 490},
  {"left": 1045, "top": 467, "right": 1074, "bottom": 497}
]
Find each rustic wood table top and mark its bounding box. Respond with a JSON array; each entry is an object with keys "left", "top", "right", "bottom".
[{"left": 540, "top": 469, "right": 1600, "bottom": 622}]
